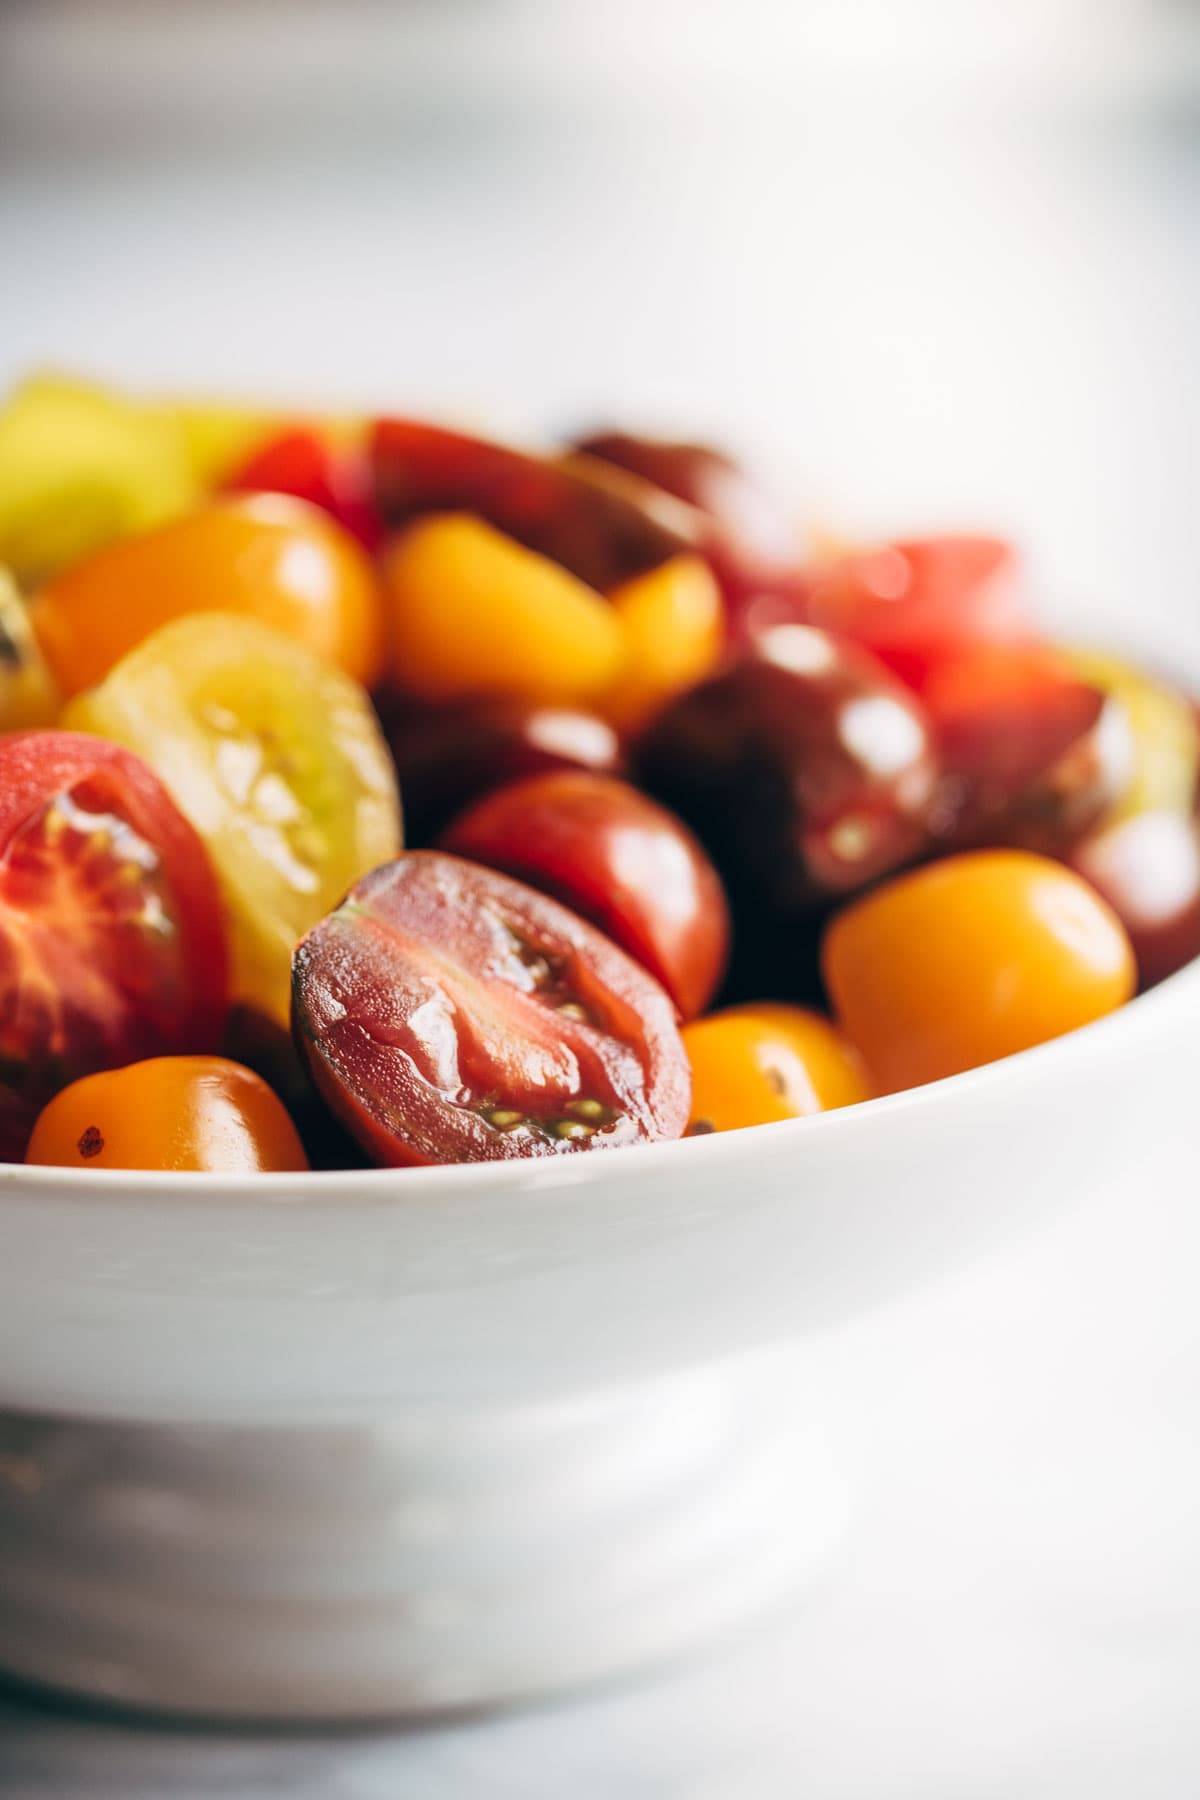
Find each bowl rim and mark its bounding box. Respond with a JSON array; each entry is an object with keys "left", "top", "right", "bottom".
[{"left": 4, "top": 948, "right": 1196, "bottom": 1210}]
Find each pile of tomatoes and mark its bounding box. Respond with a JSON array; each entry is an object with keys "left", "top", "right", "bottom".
[{"left": 0, "top": 374, "right": 1195, "bottom": 1174}]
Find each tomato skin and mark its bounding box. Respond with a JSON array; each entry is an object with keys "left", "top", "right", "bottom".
[
  {"left": 601, "top": 555, "right": 724, "bottom": 731},
  {"left": 822, "top": 849, "right": 1136, "bottom": 1093},
  {"left": 923, "top": 647, "right": 1129, "bottom": 852},
  {"left": 226, "top": 426, "right": 382, "bottom": 550},
  {"left": 26, "top": 1056, "right": 308, "bottom": 1173},
  {"left": 34, "top": 494, "right": 386, "bottom": 695},
  {"left": 0, "top": 731, "right": 229, "bottom": 1158},
  {"left": 293, "top": 852, "right": 691, "bottom": 1166},
  {"left": 1069, "top": 810, "right": 1200, "bottom": 991},
  {"left": 682, "top": 1005, "right": 870, "bottom": 1134},
  {"left": 637, "top": 624, "right": 937, "bottom": 913},
  {"left": 384, "top": 696, "right": 623, "bottom": 845},
  {"left": 370, "top": 418, "right": 700, "bottom": 593},
  {"left": 806, "top": 536, "right": 1028, "bottom": 692},
  {"left": 441, "top": 771, "right": 730, "bottom": 1018}
]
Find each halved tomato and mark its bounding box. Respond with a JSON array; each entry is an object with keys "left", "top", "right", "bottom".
[
  {"left": 0, "top": 730, "right": 228, "bottom": 1158},
  {"left": 370, "top": 418, "right": 701, "bottom": 592},
  {"left": 293, "top": 852, "right": 691, "bottom": 1165}
]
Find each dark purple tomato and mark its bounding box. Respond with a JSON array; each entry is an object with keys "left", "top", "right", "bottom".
[
  {"left": 369, "top": 417, "right": 700, "bottom": 593},
  {"left": 293, "top": 852, "right": 690, "bottom": 1165},
  {"left": 636, "top": 624, "right": 938, "bottom": 914},
  {"left": 441, "top": 770, "right": 730, "bottom": 1018},
  {"left": 573, "top": 429, "right": 807, "bottom": 643},
  {"left": 1069, "top": 810, "right": 1200, "bottom": 990},
  {"left": 383, "top": 696, "right": 624, "bottom": 845}
]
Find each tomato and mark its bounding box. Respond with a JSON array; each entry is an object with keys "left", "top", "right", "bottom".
[
  {"left": 370, "top": 418, "right": 700, "bottom": 592},
  {"left": 601, "top": 555, "right": 724, "bottom": 730},
  {"left": 293, "top": 852, "right": 690, "bottom": 1164},
  {"left": 226, "top": 426, "right": 382, "bottom": 550},
  {"left": 572, "top": 429, "right": 805, "bottom": 641},
  {"left": 923, "top": 646, "right": 1129, "bottom": 852},
  {"left": 381, "top": 514, "right": 625, "bottom": 704},
  {"left": 0, "top": 730, "right": 228, "bottom": 1158},
  {"left": 0, "top": 373, "right": 197, "bottom": 586},
  {"left": 806, "top": 535, "right": 1029, "bottom": 691},
  {"left": 66, "top": 613, "right": 401, "bottom": 1028},
  {"left": 637, "top": 624, "right": 937, "bottom": 912},
  {"left": 35, "top": 494, "right": 385, "bottom": 696},
  {"left": 0, "top": 569, "right": 60, "bottom": 731},
  {"left": 682, "top": 1005, "right": 870, "bottom": 1134},
  {"left": 25, "top": 1056, "right": 308, "bottom": 1173},
  {"left": 822, "top": 849, "right": 1135, "bottom": 1093},
  {"left": 384, "top": 696, "right": 623, "bottom": 844},
  {"left": 441, "top": 771, "right": 730, "bottom": 1018},
  {"left": 1067, "top": 650, "right": 1200, "bottom": 821},
  {"left": 1069, "top": 811, "right": 1200, "bottom": 990}
]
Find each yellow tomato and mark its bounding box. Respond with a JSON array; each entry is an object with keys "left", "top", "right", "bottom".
[{"left": 682, "top": 1004, "right": 870, "bottom": 1133}]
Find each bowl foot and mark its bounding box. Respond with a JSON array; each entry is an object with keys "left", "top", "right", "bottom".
[{"left": 0, "top": 1352, "right": 845, "bottom": 1721}]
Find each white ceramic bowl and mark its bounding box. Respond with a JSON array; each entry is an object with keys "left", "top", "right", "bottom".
[{"left": 0, "top": 946, "right": 1196, "bottom": 1718}]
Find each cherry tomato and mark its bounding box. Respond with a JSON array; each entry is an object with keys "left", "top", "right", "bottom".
[
  {"left": 384, "top": 696, "right": 623, "bottom": 844},
  {"left": 226, "top": 426, "right": 382, "bottom": 550},
  {"left": 682, "top": 1005, "right": 870, "bottom": 1134},
  {"left": 0, "top": 569, "right": 59, "bottom": 731},
  {"left": 35, "top": 494, "right": 385, "bottom": 697},
  {"left": 1068, "top": 650, "right": 1200, "bottom": 820},
  {"left": 601, "top": 555, "right": 724, "bottom": 730},
  {"left": 571, "top": 429, "right": 804, "bottom": 638},
  {"left": 66, "top": 613, "right": 401, "bottom": 1027},
  {"left": 0, "top": 730, "right": 228, "bottom": 1158},
  {"left": 293, "top": 852, "right": 691, "bottom": 1165},
  {"left": 1069, "top": 811, "right": 1200, "bottom": 990},
  {"left": 923, "top": 646, "right": 1129, "bottom": 852},
  {"left": 822, "top": 849, "right": 1135, "bottom": 1093},
  {"left": 441, "top": 771, "right": 730, "bottom": 1018},
  {"left": 381, "top": 514, "right": 626, "bottom": 704},
  {"left": 370, "top": 418, "right": 700, "bottom": 592},
  {"left": 0, "top": 374, "right": 196, "bottom": 586},
  {"left": 806, "top": 535, "right": 1029, "bottom": 691},
  {"left": 25, "top": 1056, "right": 308, "bottom": 1173},
  {"left": 637, "top": 624, "right": 937, "bottom": 912}
]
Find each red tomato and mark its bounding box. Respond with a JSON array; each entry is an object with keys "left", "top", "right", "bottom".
[
  {"left": 226, "top": 427, "right": 382, "bottom": 550},
  {"left": 0, "top": 731, "right": 229, "bottom": 1157},
  {"left": 440, "top": 771, "right": 730, "bottom": 1018},
  {"left": 383, "top": 697, "right": 624, "bottom": 844},
  {"left": 1069, "top": 810, "right": 1200, "bottom": 990},
  {"left": 806, "top": 535, "right": 1029, "bottom": 691},
  {"left": 922, "top": 646, "right": 1127, "bottom": 850},
  {"left": 369, "top": 417, "right": 700, "bottom": 592},
  {"left": 292, "top": 852, "right": 690, "bottom": 1164}
]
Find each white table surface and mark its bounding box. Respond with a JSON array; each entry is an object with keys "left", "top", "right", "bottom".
[{"left": 1, "top": 5, "right": 1197, "bottom": 1791}]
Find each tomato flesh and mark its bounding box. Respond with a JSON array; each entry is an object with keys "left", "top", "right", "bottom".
[
  {"left": 0, "top": 731, "right": 228, "bottom": 1157},
  {"left": 293, "top": 852, "right": 690, "bottom": 1164}
]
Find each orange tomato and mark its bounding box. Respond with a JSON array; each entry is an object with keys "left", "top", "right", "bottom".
[
  {"left": 33, "top": 494, "right": 385, "bottom": 695},
  {"left": 682, "top": 1004, "right": 871, "bottom": 1134},
  {"left": 602, "top": 554, "right": 723, "bottom": 730},
  {"left": 25, "top": 1056, "right": 309, "bottom": 1173},
  {"left": 381, "top": 513, "right": 625, "bottom": 704},
  {"left": 822, "top": 849, "right": 1136, "bottom": 1094}
]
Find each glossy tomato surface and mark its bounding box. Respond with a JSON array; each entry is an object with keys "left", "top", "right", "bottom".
[
  {"left": 822, "top": 849, "right": 1135, "bottom": 1093},
  {"left": 384, "top": 696, "right": 623, "bottom": 845},
  {"left": 682, "top": 1004, "right": 870, "bottom": 1134},
  {"left": 0, "top": 731, "right": 228, "bottom": 1157},
  {"left": 370, "top": 418, "right": 700, "bottom": 592},
  {"left": 34, "top": 493, "right": 386, "bottom": 695},
  {"left": 1069, "top": 809, "right": 1200, "bottom": 990},
  {"left": 25, "top": 1055, "right": 308, "bottom": 1173},
  {"left": 441, "top": 771, "right": 730, "bottom": 1018},
  {"left": 293, "top": 852, "right": 690, "bottom": 1165},
  {"left": 637, "top": 624, "right": 937, "bottom": 913},
  {"left": 226, "top": 426, "right": 382, "bottom": 549},
  {"left": 806, "top": 535, "right": 1028, "bottom": 691}
]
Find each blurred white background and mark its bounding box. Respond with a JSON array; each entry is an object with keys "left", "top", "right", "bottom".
[{"left": 1, "top": 3, "right": 1199, "bottom": 1795}]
